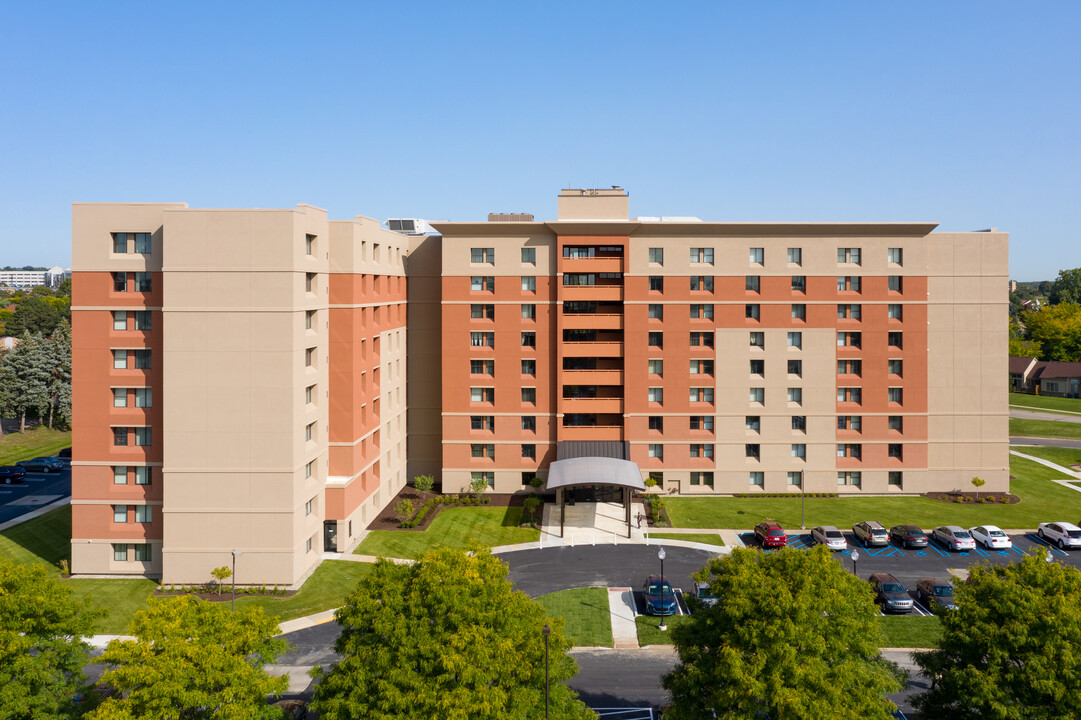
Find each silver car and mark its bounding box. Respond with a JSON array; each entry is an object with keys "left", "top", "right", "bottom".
[
  {"left": 811, "top": 525, "right": 848, "bottom": 551},
  {"left": 692, "top": 581, "right": 718, "bottom": 607},
  {"left": 852, "top": 520, "right": 889, "bottom": 547},
  {"left": 1038, "top": 522, "right": 1081, "bottom": 550},
  {"left": 933, "top": 526, "right": 976, "bottom": 551}
]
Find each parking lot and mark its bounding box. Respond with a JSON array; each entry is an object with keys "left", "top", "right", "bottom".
[{"left": 0, "top": 466, "right": 71, "bottom": 525}]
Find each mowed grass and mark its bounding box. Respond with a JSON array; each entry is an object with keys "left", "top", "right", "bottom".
[
  {"left": 1011, "top": 445, "right": 1081, "bottom": 468},
  {"left": 1009, "top": 392, "right": 1081, "bottom": 414},
  {"left": 1011, "top": 417, "right": 1081, "bottom": 440},
  {"left": 878, "top": 615, "right": 943, "bottom": 648},
  {"left": 648, "top": 532, "right": 725, "bottom": 547},
  {"left": 234, "top": 559, "right": 372, "bottom": 623},
  {"left": 0, "top": 427, "right": 72, "bottom": 465},
  {"left": 534, "top": 587, "right": 613, "bottom": 647},
  {"left": 666, "top": 456, "right": 1081, "bottom": 531},
  {"left": 355, "top": 506, "right": 539, "bottom": 560},
  {"left": 636, "top": 614, "right": 693, "bottom": 646}
]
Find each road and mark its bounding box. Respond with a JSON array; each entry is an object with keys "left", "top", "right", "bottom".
[
  {"left": 0, "top": 465, "right": 70, "bottom": 525},
  {"left": 1011, "top": 408, "right": 1081, "bottom": 424},
  {"left": 1011, "top": 435, "right": 1081, "bottom": 449}
]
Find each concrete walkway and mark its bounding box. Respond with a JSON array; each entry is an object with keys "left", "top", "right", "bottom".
[
  {"left": 607, "top": 587, "right": 639, "bottom": 649},
  {"left": 1009, "top": 449, "right": 1081, "bottom": 493}
]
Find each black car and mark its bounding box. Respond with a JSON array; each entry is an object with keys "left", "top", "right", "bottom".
[
  {"left": 868, "top": 573, "right": 914, "bottom": 613},
  {"left": 889, "top": 524, "right": 929, "bottom": 548},
  {"left": 643, "top": 575, "right": 678, "bottom": 616},
  {"left": 16, "top": 456, "right": 65, "bottom": 473},
  {"left": 916, "top": 578, "right": 958, "bottom": 611},
  {"left": 0, "top": 465, "right": 27, "bottom": 484}
]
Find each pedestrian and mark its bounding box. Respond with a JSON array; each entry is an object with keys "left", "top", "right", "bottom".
[{"left": 637, "top": 511, "right": 643, "bottom": 529}]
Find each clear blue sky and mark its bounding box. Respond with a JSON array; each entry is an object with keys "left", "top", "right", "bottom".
[{"left": 1, "top": 1, "right": 1077, "bottom": 280}]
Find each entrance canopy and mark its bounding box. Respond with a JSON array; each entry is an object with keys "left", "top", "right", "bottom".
[{"left": 545, "top": 457, "right": 646, "bottom": 492}]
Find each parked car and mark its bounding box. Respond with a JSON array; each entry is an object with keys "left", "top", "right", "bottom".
[
  {"left": 916, "top": 578, "right": 958, "bottom": 611},
  {"left": 852, "top": 520, "right": 889, "bottom": 547},
  {"left": 933, "top": 526, "right": 977, "bottom": 551},
  {"left": 969, "top": 525, "right": 1012, "bottom": 550},
  {"left": 271, "top": 699, "right": 308, "bottom": 719},
  {"left": 643, "top": 575, "right": 678, "bottom": 616},
  {"left": 692, "top": 580, "right": 718, "bottom": 607},
  {"left": 16, "top": 457, "right": 65, "bottom": 473},
  {"left": 58, "top": 447, "right": 72, "bottom": 459},
  {"left": 754, "top": 522, "right": 787, "bottom": 548},
  {"left": 1037, "top": 522, "right": 1081, "bottom": 550},
  {"left": 889, "top": 524, "right": 929, "bottom": 548},
  {"left": 811, "top": 525, "right": 847, "bottom": 551},
  {"left": 868, "top": 573, "right": 914, "bottom": 614},
  {"left": 0, "top": 465, "right": 27, "bottom": 484}
]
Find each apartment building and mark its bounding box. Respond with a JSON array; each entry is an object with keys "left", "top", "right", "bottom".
[
  {"left": 434, "top": 187, "right": 1009, "bottom": 497},
  {"left": 71, "top": 203, "right": 408, "bottom": 585}
]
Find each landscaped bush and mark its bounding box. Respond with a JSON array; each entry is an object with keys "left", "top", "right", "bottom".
[{"left": 732, "top": 492, "right": 839, "bottom": 499}]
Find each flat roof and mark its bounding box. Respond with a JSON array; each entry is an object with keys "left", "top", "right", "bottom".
[
  {"left": 430, "top": 220, "right": 941, "bottom": 237},
  {"left": 545, "top": 457, "right": 645, "bottom": 492}
]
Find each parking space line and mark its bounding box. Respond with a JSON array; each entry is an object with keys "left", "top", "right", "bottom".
[{"left": 1027, "top": 533, "right": 1068, "bottom": 556}]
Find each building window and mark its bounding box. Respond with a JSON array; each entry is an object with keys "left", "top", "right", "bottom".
[
  {"left": 648, "top": 359, "right": 663, "bottom": 375},
  {"left": 522, "top": 387, "right": 536, "bottom": 404},
  {"left": 648, "top": 444, "right": 664, "bottom": 459},
  {"left": 113, "top": 505, "right": 128, "bottom": 523},
  {"left": 838, "top": 359, "right": 862, "bottom": 376},
  {"left": 837, "top": 331, "right": 862, "bottom": 348},
  {"left": 305, "top": 273, "right": 316, "bottom": 293},
  {"left": 306, "top": 537, "right": 313, "bottom": 553},
  {"left": 521, "top": 332, "right": 536, "bottom": 348},
  {"left": 888, "top": 247, "right": 903, "bottom": 265},
  {"left": 470, "top": 247, "right": 495, "bottom": 264},
  {"left": 690, "top": 304, "right": 714, "bottom": 319},
  {"left": 690, "top": 444, "right": 714, "bottom": 459},
  {"left": 690, "top": 387, "right": 715, "bottom": 403},
  {"left": 470, "top": 415, "right": 494, "bottom": 431},
  {"left": 790, "top": 304, "right": 806, "bottom": 321},
  {"left": 749, "top": 387, "right": 765, "bottom": 404},
  {"left": 838, "top": 471, "right": 862, "bottom": 486},
  {"left": 306, "top": 384, "right": 315, "bottom": 405},
  {"left": 471, "top": 471, "right": 495, "bottom": 489},
  {"left": 522, "top": 416, "right": 536, "bottom": 432},
  {"left": 649, "top": 247, "right": 664, "bottom": 264},
  {"left": 305, "top": 460, "right": 314, "bottom": 478},
  {"left": 749, "top": 359, "right": 764, "bottom": 376},
  {"left": 837, "top": 445, "right": 862, "bottom": 460},
  {"left": 791, "top": 444, "right": 806, "bottom": 460},
  {"left": 113, "top": 350, "right": 127, "bottom": 369},
  {"left": 521, "top": 304, "right": 536, "bottom": 319},
  {"left": 787, "top": 332, "right": 802, "bottom": 348},
  {"left": 470, "top": 304, "right": 494, "bottom": 320},
  {"left": 471, "top": 276, "right": 495, "bottom": 292},
  {"left": 787, "top": 247, "right": 802, "bottom": 265},
  {"left": 306, "top": 234, "right": 315, "bottom": 256},
  {"left": 689, "top": 332, "right": 714, "bottom": 347},
  {"left": 470, "top": 358, "right": 492, "bottom": 373},
  {"left": 837, "top": 276, "right": 861, "bottom": 292},
  {"left": 521, "top": 444, "right": 536, "bottom": 459},
  {"left": 134, "top": 466, "right": 150, "bottom": 485},
  {"left": 113, "top": 466, "right": 127, "bottom": 484},
  {"left": 746, "top": 444, "right": 761, "bottom": 460},
  {"left": 749, "top": 471, "right": 764, "bottom": 486},
  {"left": 648, "top": 416, "right": 664, "bottom": 431},
  {"left": 888, "top": 275, "right": 903, "bottom": 293},
  {"left": 135, "top": 544, "right": 151, "bottom": 562},
  {"left": 837, "top": 248, "right": 862, "bottom": 264},
  {"left": 690, "top": 247, "right": 714, "bottom": 264},
  {"left": 888, "top": 387, "right": 903, "bottom": 405},
  {"left": 113, "top": 271, "right": 128, "bottom": 292},
  {"left": 746, "top": 304, "right": 760, "bottom": 320},
  {"left": 791, "top": 415, "right": 806, "bottom": 432},
  {"left": 788, "top": 471, "right": 802, "bottom": 487},
  {"left": 648, "top": 387, "right": 664, "bottom": 403},
  {"left": 521, "top": 276, "right": 536, "bottom": 292},
  {"left": 471, "top": 444, "right": 495, "bottom": 459},
  {"left": 133, "top": 387, "right": 151, "bottom": 408},
  {"left": 134, "top": 427, "right": 151, "bottom": 446},
  {"left": 889, "top": 416, "right": 903, "bottom": 432},
  {"left": 788, "top": 359, "right": 802, "bottom": 376},
  {"left": 888, "top": 359, "right": 902, "bottom": 376},
  {"left": 305, "top": 310, "right": 317, "bottom": 330},
  {"left": 837, "top": 416, "right": 862, "bottom": 432},
  {"left": 113, "top": 388, "right": 127, "bottom": 407},
  {"left": 470, "top": 387, "right": 495, "bottom": 403},
  {"left": 690, "top": 275, "right": 713, "bottom": 292},
  {"left": 749, "top": 332, "right": 764, "bottom": 348},
  {"left": 470, "top": 331, "right": 494, "bottom": 347},
  {"left": 649, "top": 276, "right": 663, "bottom": 291},
  {"left": 113, "top": 428, "right": 128, "bottom": 446},
  {"left": 648, "top": 304, "right": 664, "bottom": 320},
  {"left": 112, "top": 311, "right": 127, "bottom": 331},
  {"left": 888, "top": 471, "right": 903, "bottom": 487},
  {"left": 130, "top": 349, "right": 150, "bottom": 369},
  {"left": 837, "top": 304, "right": 861, "bottom": 320},
  {"left": 690, "top": 472, "right": 714, "bottom": 487},
  {"left": 134, "top": 272, "right": 152, "bottom": 292},
  {"left": 837, "top": 387, "right": 863, "bottom": 403},
  {"left": 648, "top": 331, "right": 663, "bottom": 348},
  {"left": 113, "top": 543, "right": 128, "bottom": 561},
  {"left": 305, "top": 422, "right": 315, "bottom": 442},
  {"left": 522, "top": 247, "right": 536, "bottom": 264},
  {"left": 787, "top": 388, "right": 802, "bottom": 404},
  {"left": 889, "top": 444, "right": 903, "bottom": 460},
  {"left": 888, "top": 331, "right": 903, "bottom": 349},
  {"left": 746, "top": 276, "right": 760, "bottom": 292},
  {"left": 888, "top": 304, "right": 903, "bottom": 320},
  {"left": 522, "top": 359, "right": 536, "bottom": 375},
  {"left": 746, "top": 416, "right": 761, "bottom": 432},
  {"left": 749, "top": 247, "right": 764, "bottom": 264},
  {"left": 791, "top": 276, "right": 806, "bottom": 292},
  {"left": 112, "top": 233, "right": 128, "bottom": 253},
  {"left": 691, "top": 416, "right": 714, "bottom": 431},
  {"left": 134, "top": 505, "right": 152, "bottom": 523},
  {"left": 690, "top": 360, "right": 714, "bottom": 375}
]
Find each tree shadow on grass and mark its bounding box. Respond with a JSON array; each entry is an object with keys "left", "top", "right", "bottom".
[
  {"left": 499, "top": 506, "right": 525, "bottom": 528},
  {"left": 0, "top": 505, "right": 71, "bottom": 569}
]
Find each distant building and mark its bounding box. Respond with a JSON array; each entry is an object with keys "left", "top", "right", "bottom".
[{"left": 0, "top": 266, "right": 69, "bottom": 289}]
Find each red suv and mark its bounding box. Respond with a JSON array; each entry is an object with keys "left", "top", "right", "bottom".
[{"left": 754, "top": 522, "right": 787, "bottom": 548}]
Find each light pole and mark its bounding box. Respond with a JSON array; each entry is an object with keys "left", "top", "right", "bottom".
[
  {"left": 851, "top": 548, "right": 860, "bottom": 577},
  {"left": 542, "top": 623, "right": 550, "bottom": 720},
  {"left": 800, "top": 471, "right": 806, "bottom": 529},
  {"left": 231, "top": 549, "right": 242, "bottom": 613},
  {"left": 658, "top": 547, "right": 667, "bottom": 632}
]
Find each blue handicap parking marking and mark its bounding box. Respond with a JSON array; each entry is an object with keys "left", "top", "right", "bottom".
[
  {"left": 928, "top": 544, "right": 951, "bottom": 558},
  {"left": 915, "top": 550, "right": 927, "bottom": 557},
  {"left": 1026, "top": 533, "right": 1068, "bottom": 556},
  {"left": 972, "top": 546, "right": 991, "bottom": 557}
]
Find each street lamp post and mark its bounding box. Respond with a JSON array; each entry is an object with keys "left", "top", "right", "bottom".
[
  {"left": 658, "top": 547, "right": 667, "bottom": 632},
  {"left": 851, "top": 548, "right": 860, "bottom": 577},
  {"left": 542, "top": 623, "right": 550, "bottom": 720},
  {"left": 231, "top": 549, "right": 242, "bottom": 613},
  {"left": 800, "top": 471, "right": 806, "bottom": 529}
]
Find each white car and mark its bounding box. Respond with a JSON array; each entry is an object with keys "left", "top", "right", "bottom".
[
  {"left": 811, "top": 525, "right": 848, "bottom": 551},
  {"left": 933, "top": 526, "right": 976, "bottom": 551},
  {"left": 1037, "top": 522, "right": 1081, "bottom": 550},
  {"left": 969, "top": 525, "right": 1012, "bottom": 550}
]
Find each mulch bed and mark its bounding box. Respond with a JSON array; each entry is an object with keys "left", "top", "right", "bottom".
[
  {"left": 151, "top": 589, "right": 297, "bottom": 601},
  {"left": 923, "top": 491, "right": 1019, "bottom": 505},
  {"left": 371, "top": 485, "right": 551, "bottom": 532}
]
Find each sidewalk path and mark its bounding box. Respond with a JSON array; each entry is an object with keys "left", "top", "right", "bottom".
[
  {"left": 1009, "top": 449, "right": 1081, "bottom": 493},
  {"left": 607, "top": 587, "right": 639, "bottom": 649}
]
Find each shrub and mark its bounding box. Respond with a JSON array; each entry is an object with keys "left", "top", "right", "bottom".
[
  {"left": 57, "top": 559, "right": 70, "bottom": 575},
  {"left": 393, "top": 499, "right": 416, "bottom": 526},
  {"left": 644, "top": 476, "right": 658, "bottom": 488},
  {"left": 528, "top": 476, "right": 544, "bottom": 489},
  {"left": 413, "top": 474, "right": 435, "bottom": 493}
]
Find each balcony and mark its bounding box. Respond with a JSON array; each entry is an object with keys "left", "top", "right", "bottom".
[
  {"left": 562, "top": 285, "right": 623, "bottom": 303},
  {"left": 558, "top": 425, "right": 624, "bottom": 442},
  {"left": 562, "top": 369, "right": 624, "bottom": 385},
  {"left": 562, "top": 341, "right": 624, "bottom": 357},
  {"left": 560, "top": 256, "right": 624, "bottom": 274},
  {"left": 562, "top": 313, "right": 623, "bottom": 331},
  {"left": 560, "top": 397, "right": 624, "bottom": 414}
]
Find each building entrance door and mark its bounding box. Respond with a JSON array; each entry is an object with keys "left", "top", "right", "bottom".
[{"left": 568, "top": 484, "right": 622, "bottom": 504}]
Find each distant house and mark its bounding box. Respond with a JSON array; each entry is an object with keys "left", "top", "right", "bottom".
[{"left": 1010, "top": 356, "right": 1081, "bottom": 398}]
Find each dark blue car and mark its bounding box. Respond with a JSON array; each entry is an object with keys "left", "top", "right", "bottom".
[
  {"left": 0, "top": 465, "right": 27, "bottom": 484},
  {"left": 644, "top": 575, "right": 678, "bottom": 616}
]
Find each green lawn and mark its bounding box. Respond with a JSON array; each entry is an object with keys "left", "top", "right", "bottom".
[
  {"left": 0, "top": 427, "right": 71, "bottom": 465},
  {"left": 355, "top": 506, "right": 539, "bottom": 560},
  {"left": 1009, "top": 392, "right": 1081, "bottom": 414},
  {"left": 234, "top": 559, "right": 371, "bottom": 623},
  {"left": 1011, "top": 445, "right": 1081, "bottom": 468},
  {"left": 648, "top": 532, "right": 725, "bottom": 547},
  {"left": 1010, "top": 417, "right": 1081, "bottom": 440},
  {"left": 534, "top": 587, "right": 613, "bottom": 647},
  {"left": 636, "top": 614, "right": 693, "bottom": 646},
  {"left": 878, "top": 615, "right": 943, "bottom": 648},
  {"left": 666, "top": 456, "right": 1081, "bottom": 530}
]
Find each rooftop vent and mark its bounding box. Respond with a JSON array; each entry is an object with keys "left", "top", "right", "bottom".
[{"left": 487, "top": 213, "right": 534, "bottom": 222}]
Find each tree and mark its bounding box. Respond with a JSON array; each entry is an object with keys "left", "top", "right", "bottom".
[
  {"left": 210, "top": 565, "right": 232, "bottom": 595},
  {"left": 0, "top": 559, "right": 105, "bottom": 720},
  {"left": 971, "top": 476, "right": 986, "bottom": 501},
  {"left": 310, "top": 547, "right": 593, "bottom": 720},
  {"left": 662, "top": 546, "right": 902, "bottom": 719},
  {"left": 393, "top": 498, "right": 415, "bottom": 525},
  {"left": 4, "top": 294, "right": 63, "bottom": 337},
  {"left": 470, "top": 475, "right": 490, "bottom": 495},
  {"left": 523, "top": 495, "right": 541, "bottom": 526},
  {"left": 914, "top": 551, "right": 1081, "bottom": 719},
  {"left": 1022, "top": 302, "right": 1081, "bottom": 362},
  {"left": 0, "top": 332, "right": 51, "bottom": 431},
  {"left": 45, "top": 320, "right": 72, "bottom": 429},
  {"left": 1050, "top": 267, "right": 1081, "bottom": 306},
  {"left": 412, "top": 473, "right": 435, "bottom": 493},
  {"left": 86, "top": 596, "right": 289, "bottom": 720}
]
